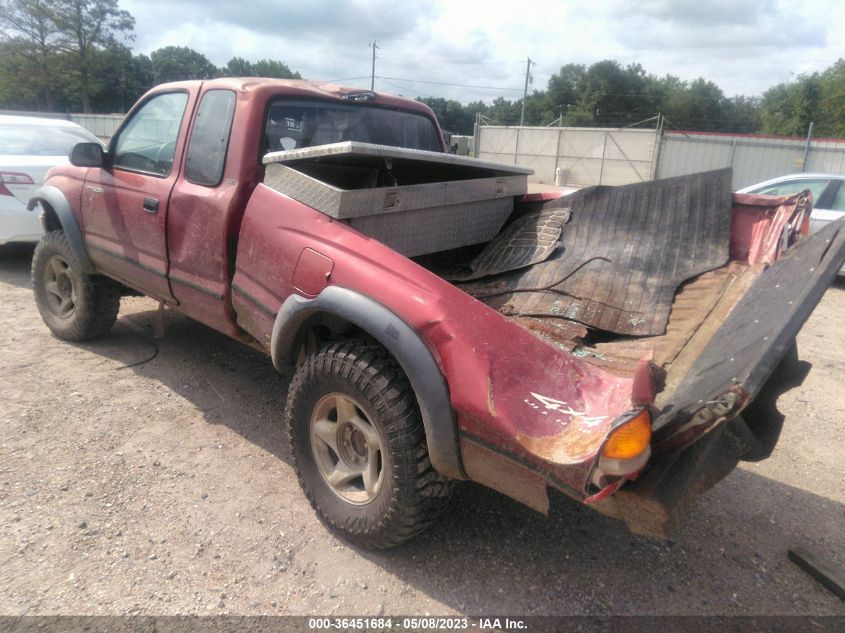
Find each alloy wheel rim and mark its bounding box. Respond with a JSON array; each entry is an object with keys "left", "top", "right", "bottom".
[
  {"left": 43, "top": 255, "right": 77, "bottom": 319},
  {"left": 309, "top": 393, "right": 384, "bottom": 505}
]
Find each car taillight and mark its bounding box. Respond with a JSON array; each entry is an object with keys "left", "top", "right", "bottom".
[
  {"left": 601, "top": 408, "right": 652, "bottom": 460},
  {"left": 0, "top": 172, "right": 35, "bottom": 196}
]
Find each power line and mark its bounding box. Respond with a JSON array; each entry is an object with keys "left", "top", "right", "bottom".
[
  {"left": 375, "top": 75, "right": 523, "bottom": 92},
  {"left": 325, "top": 76, "right": 370, "bottom": 83}
]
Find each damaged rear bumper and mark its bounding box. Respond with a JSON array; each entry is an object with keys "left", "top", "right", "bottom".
[{"left": 592, "top": 217, "right": 845, "bottom": 537}]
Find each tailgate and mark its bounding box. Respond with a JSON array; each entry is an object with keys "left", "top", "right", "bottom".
[
  {"left": 593, "top": 216, "right": 845, "bottom": 537},
  {"left": 652, "top": 214, "right": 845, "bottom": 447}
]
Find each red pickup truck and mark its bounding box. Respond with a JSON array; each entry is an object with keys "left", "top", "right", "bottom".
[{"left": 27, "top": 78, "right": 845, "bottom": 549}]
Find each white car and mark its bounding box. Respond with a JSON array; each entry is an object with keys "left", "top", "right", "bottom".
[
  {"left": 0, "top": 115, "right": 103, "bottom": 245},
  {"left": 737, "top": 173, "right": 845, "bottom": 233}
]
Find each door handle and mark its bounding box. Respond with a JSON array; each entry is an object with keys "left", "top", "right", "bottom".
[{"left": 143, "top": 197, "right": 159, "bottom": 214}]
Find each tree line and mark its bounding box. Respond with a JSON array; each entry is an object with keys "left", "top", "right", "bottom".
[
  {"left": 0, "top": 0, "right": 299, "bottom": 113},
  {"left": 1, "top": 1, "right": 843, "bottom": 139},
  {"left": 420, "top": 58, "right": 845, "bottom": 138}
]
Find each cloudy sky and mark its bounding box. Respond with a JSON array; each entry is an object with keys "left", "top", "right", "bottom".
[{"left": 122, "top": 0, "right": 845, "bottom": 103}]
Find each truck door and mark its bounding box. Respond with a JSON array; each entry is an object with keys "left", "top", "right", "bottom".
[{"left": 81, "top": 90, "right": 195, "bottom": 301}]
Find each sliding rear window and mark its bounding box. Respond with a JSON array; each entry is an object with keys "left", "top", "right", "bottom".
[{"left": 264, "top": 99, "right": 441, "bottom": 154}]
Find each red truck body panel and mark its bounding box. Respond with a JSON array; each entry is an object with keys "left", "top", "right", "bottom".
[{"left": 232, "top": 183, "right": 635, "bottom": 498}]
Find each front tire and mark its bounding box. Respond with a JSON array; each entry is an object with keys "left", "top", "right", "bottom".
[
  {"left": 285, "top": 338, "right": 453, "bottom": 549},
  {"left": 31, "top": 230, "right": 121, "bottom": 341}
]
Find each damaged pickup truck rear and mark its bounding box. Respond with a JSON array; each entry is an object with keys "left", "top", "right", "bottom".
[{"left": 28, "top": 79, "right": 845, "bottom": 549}]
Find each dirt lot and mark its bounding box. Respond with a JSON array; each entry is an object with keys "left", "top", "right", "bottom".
[{"left": 1, "top": 242, "right": 844, "bottom": 616}]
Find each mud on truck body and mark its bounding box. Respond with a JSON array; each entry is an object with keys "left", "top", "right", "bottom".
[{"left": 26, "top": 78, "right": 845, "bottom": 548}]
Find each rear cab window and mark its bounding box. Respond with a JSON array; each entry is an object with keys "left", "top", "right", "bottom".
[{"left": 263, "top": 99, "right": 441, "bottom": 155}]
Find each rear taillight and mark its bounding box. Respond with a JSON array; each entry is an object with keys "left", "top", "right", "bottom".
[
  {"left": 601, "top": 408, "right": 652, "bottom": 460},
  {"left": 0, "top": 172, "right": 35, "bottom": 196}
]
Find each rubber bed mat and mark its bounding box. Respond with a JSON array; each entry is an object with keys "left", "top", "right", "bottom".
[
  {"left": 443, "top": 207, "right": 570, "bottom": 281},
  {"left": 461, "top": 169, "right": 734, "bottom": 336}
]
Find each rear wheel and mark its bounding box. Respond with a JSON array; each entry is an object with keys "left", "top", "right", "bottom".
[
  {"left": 285, "top": 338, "right": 453, "bottom": 549},
  {"left": 31, "top": 230, "right": 121, "bottom": 341}
]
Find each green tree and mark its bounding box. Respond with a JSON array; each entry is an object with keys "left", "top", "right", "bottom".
[
  {"left": 547, "top": 63, "right": 585, "bottom": 122},
  {"left": 573, "top": 60, "right": 656, "bottom": 126},
  {"left": 223, "top": 56, "right": 252, "bottom": 76},
  {"left": 250, "top": 58, "right": 300, "bottom": 79},
  {"left": 417, "top": 97, "right": 476, "bottom": 134},
  {"left": 0, "top": 0, "right": 61, "bottom": 109},
  {"left": 51, "top": 0, "right": 135, "bottom": 112},
  {"left": 86, "top": 44, "right": 151, "bottom": 111},
  {"left": 150, "top": 45, "right": 216, "bottom": 83},
  {"left": 818, "top": 59, "right": 845, "bottom": 137},
  {"left": 0, "top": 39, "right": 41, "bottom": 108},
  {"left": 484, "top": 96, "right": 521, "bottom": 125},
  {"left": 760, "top": 74, "right": 821, "bottom": 136},
  {"left": 663, "top": 78, "right": 726, "bottom": 131},
  {"left": 721, "top": 95, "right": 761, "bottom": 134},
  {"left": 220, "top": 56, "right": 301, "bottom": 79}
]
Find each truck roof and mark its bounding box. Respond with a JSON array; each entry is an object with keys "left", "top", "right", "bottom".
[{"left": 149, "top": 77, "right": 437, "bottom": 119}]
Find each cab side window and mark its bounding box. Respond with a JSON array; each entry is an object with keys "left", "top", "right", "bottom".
[
  {"left": 112, "top": 92, "right": 189, "bottom": 177},
  {"left": 185, "top": 90, "right": 237, "bottom": 186}
]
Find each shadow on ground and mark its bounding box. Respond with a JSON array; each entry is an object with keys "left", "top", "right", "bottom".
[
  {"left": 0, "top": 243, "right": 35, "bottom": 290},
  {"left": 65, "top": 302, "right": 845, "bottom": 615}
]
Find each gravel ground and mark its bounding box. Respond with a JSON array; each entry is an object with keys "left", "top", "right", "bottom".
[{"left": 1, "top": 242, "right": 844, "bottom": 616}]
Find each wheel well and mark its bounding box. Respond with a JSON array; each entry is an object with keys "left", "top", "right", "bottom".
[
  {"left": 284, "top": 312, "right": 466, "bottom": 480},
  {"left": 271, "top": 288, "right": 465, "bottom": 480},
  {"left": 38, "top": 200, "right": 62, "bottom": 232},
  {"left": 289, "top": 313, "right": 365, "bottom": 366}
]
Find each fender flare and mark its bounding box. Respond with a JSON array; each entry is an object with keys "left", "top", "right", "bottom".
[
  {"left": 271, "top": 286, "right": 466, "bottom": 480},
  {"left": 27, "top": 185, "right": 95, "bottom": 273}
]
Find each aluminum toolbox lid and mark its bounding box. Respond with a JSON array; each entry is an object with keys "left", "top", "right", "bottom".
[{"left": 262, "top": 141, "right": 534, "bottom": 177}]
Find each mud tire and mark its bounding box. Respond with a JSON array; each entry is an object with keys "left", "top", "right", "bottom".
[
  {"left": 285, "top": 338, "right": 454, "bottom": 549},
  {"left": 31, "top": 230, "right": 121, "bottom": 341}
]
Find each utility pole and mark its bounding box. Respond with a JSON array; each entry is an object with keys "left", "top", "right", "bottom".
[
  {"left": 519, "top": 57, "right": 534, "bottom": 127},
  {"left": 370, "top": 41, "right": 380, "bottom": 90},
  {"left": 802, "top": 121, "right": 814, "bottom": 172}
]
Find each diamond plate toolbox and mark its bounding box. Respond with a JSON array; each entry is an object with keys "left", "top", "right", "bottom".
[{"left": 262, "top": 142, "right": 531, "bottom": 257}]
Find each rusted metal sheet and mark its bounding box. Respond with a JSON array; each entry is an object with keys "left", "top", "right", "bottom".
[
  {"left": 461, "top": 169, "right": 734, "bottom": 336},
  {"left": 730, "top": 191, "right": 810, "bottom": 265},
  {"left": 510, "top": 316, "right": 587, "bottom": 351}
]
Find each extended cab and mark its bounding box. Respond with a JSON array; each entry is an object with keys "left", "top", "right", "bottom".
[{"left": 27, "top": 78, "right": 845, "bottom": 548}]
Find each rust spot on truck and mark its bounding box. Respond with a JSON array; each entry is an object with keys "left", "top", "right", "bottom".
[
  {"left": 486, "top": 377, "right": 497, "bottom": 417},
  {"left": 516, "top": 421, "right": 608, "bottom": 464}
]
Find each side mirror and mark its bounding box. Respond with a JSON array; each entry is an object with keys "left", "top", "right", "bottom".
[{"left": 69, "top": 142, "right": 105, "bottom": 167}]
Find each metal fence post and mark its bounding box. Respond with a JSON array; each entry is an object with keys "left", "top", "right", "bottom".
[
  {"left": 802, "top": 122, "right": 814, "bottom": 172},
  {"left": 553, "top": 127, "right": 563, "bottom": 184},
  {"left": 650, "top": 114, "right": 663, "bottom": 180},
  {"left": 598, "top": 132, "right": 608, "bottom": 185}
]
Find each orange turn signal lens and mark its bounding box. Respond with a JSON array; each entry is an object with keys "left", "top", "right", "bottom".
[{"left": 601, "top": 409, "right": 652, "bottom": 460}]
